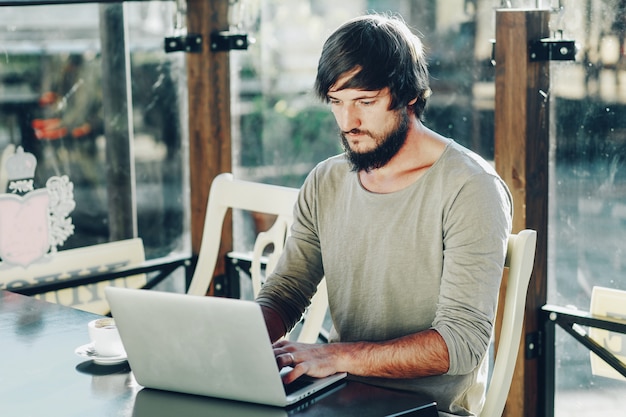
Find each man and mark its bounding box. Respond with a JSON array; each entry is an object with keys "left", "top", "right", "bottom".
[{"left": 256, "top": 13, "right": 512, "bottom": 416}]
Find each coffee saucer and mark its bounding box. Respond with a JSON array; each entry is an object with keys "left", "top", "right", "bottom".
[{"left": 75, "top": 343, "right": 127, "bottom": 365}]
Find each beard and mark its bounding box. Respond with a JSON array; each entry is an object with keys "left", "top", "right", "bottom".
[{"left": 340, "top": 109, "right": 410, "bottom": 172}]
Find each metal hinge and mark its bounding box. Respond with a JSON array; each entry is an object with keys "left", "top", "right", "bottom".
[
  {"left": 164, "top": 34, "right": 203, "bottom": 53},
  {"left": 210, "top": 31, "right": 250, "bottom": 52},
  {"left": 529, "top": 38, "right": 576, "bottom": 62}
]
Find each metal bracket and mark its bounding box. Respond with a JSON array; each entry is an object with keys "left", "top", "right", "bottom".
[
  {"left": 529, "top": 38, "right": 576, "bottom": 62},
  {"left": 164, "top": 34, "right": 203, "bottom": 53},
  {"left": 543, "top": 304, "right": 626, "bottom": 379},
  {"left": 210, "top": 31, "right": 249, "bottom": 51}
]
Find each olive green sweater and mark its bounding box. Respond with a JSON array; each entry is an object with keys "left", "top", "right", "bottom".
[{"left": 257, "top": 140, "right": 513, "bottom": 416}]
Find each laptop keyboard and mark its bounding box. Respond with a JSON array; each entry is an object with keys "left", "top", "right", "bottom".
[{"left": 283, "top": 376, "right": 316, "bottom": 395}]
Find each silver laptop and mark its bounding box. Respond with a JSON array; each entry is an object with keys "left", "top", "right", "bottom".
[{"left": 104, "top": 286, "right": 347, "bottom": 407}]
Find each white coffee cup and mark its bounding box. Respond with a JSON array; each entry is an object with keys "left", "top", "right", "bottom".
[{"left": 88, "top": 318, "right": 125, "bottom": 357}]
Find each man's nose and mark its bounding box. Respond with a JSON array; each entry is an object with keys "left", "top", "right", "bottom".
[{"left": 335, "top": 106, "right": 361, "bottom": 132}]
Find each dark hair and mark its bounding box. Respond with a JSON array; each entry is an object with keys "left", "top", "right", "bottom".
[{"left": 314, "top": 14, "right": 431, "bottom": 119}]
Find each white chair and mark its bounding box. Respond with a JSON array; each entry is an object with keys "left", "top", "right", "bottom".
[
  {"left": 481, "top": 229, "right": 537, "bottom": 417},
  {"left": 187, "top": 172, "right": 329, "bottom": 343},
  {"left": 250, "top": 218, "right": 329, "bottom": 343}
]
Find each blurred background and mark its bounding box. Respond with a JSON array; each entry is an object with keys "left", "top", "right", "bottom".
[{"left": 1, "top": 0, "right": 626, "bottom": 414}]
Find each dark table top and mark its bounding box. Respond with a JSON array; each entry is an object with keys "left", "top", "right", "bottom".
[{"left": 0, "top": 290, "right": 438, "bottom": 417}]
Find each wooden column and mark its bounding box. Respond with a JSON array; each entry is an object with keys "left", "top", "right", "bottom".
[
  {"left": 100, "top": 3, "right": 137, "bottom": 240},
  {"left": 494, "top": 9, "right": 550, "bottom": 417},
  {"left": 186, "top": 0, "right": 232, "bottom": 290}
]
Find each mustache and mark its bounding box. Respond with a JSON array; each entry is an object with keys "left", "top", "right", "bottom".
[{"left": 342, "top": 128, "right": 371, "bottom": 136}]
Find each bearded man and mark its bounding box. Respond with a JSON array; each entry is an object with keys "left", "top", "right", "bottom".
[{"left": 256, "top": 13, "right": 513, "bottom": 417}]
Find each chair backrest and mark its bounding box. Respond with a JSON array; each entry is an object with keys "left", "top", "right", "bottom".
[
  {"left": 187, "top": 173, "right": 299, "bottom": 296},
  {"left": 250, "top": 218, "right": 329, "bottom": 343},
  {"left": 481, "top": 229, "right": 537, "bottom": 417},
  {"left": 187, "top": 173, "right": 328, "bottom": 343}
]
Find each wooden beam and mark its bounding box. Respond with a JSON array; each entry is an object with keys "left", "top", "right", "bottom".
[
  {"left": 100, "top": 3, "right": 137, "bottom": 240},
  {"left": 186, "top": 0, "right": 232, "bottom": 290},
  {"left": 494, "top": 9, "right": 550, "bottom": 417}
]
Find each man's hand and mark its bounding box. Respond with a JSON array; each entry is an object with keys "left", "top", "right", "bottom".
[{"left": 273, "top": 340, "right": 349, "bottom": 384}]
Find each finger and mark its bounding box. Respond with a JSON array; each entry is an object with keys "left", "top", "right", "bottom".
[
  {"left": 276, "top": 352, "right": 296, "bottom": 369},
  {"left": 272, "top": 340, "right": 289, "bottom": 348},
  {"left": 272, "top": 346, "right": 290, "bottom": 359},
  {"left": 281, "top": 364, "right": 307, "bottom": 385}
]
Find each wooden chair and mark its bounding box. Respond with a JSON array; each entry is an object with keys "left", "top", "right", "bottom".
[
  {"left": 186, "top": 172, "right": 329, "bottom": 343},
  {"left": 482, "top": 229, "right": 537, "bottom": 417},
  {"left": 250, "top": 217, "right": 329, "bottom": 343}
]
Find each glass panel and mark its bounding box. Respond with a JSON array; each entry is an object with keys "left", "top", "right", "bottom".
[
  {"left": 126, "top": 2, "right": 189, "bottom": 260},
  {"left": 548, "top": 0, "right": 626, "bottom": 414},
  {"left": 0, "top": 2, "right": 189, "bottom": 270}
]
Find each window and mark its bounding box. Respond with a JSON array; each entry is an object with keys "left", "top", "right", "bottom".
[
  {"left": 0, "top": 2, "right": 189, "bottom": 294},
  {"left": 549, "top": 0, "right": 626, "bottom": 413}
]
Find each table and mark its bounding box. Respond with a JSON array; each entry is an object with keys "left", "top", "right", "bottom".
[{"left": 0, "top": 290, "right": 438, "bottom": 416}]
